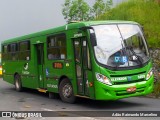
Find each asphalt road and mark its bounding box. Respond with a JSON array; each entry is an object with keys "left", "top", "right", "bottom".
[{"left": 0, "top": 78, "right": 160, "bottom": 120}]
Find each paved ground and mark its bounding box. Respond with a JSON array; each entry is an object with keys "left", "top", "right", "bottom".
[{"left": 0, "top": 78, "right": 160, "bottom": 120}]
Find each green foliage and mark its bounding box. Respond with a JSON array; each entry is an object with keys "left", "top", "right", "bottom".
[
  {"left": 62, "top": 0, "right": 112, "bottom": 22},
  {"left": 62, "top": 0, "right": 71, "bottom": 20},
  {"left": 62, "top": 0, "right": 91, "bottom": 22},
  {"left": 97, "top": 0, "right": 160, "bottom": 48},
  {"left": 92, "top": 0, "right": 112, "bottom": 18}
]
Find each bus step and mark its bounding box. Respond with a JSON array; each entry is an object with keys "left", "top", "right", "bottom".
[{"left": 38, "top": 88, "right": 47, "bottom": 93}]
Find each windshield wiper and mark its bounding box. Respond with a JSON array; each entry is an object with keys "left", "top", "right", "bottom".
[{"left": 126, "top": 46, "right": 143, "bottom": 65}]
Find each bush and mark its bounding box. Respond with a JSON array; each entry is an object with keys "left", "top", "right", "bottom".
[{"left": 153, "top": 80, "right": 160, "bottom": 98}]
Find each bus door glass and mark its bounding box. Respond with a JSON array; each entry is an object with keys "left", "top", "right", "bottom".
[
  {"left": 73, "top": 37, "right": 92, "bottom": 96},
  {"left": 35, "top": 44, "right": 44, "bottom": 88}
]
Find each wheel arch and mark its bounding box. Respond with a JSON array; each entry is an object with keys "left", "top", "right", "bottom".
[
  {"left": 14, "top": 72, "right": 20, "bottom": 77},
  {"left": 58, "top": 75, "right": 70, "bottom": 87}
]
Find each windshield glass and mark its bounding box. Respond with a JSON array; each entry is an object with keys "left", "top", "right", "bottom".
[{"left": 93, "top": 24, "right": 149, "bottom": 68}]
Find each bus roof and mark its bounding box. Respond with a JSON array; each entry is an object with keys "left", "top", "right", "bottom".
[{"left": 1, "top": 20, "right": 138, "bottom": 44}]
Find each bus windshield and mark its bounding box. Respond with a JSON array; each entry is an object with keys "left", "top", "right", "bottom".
[{"left": 92, "top": 24, "right": 150, "bottom": 68}]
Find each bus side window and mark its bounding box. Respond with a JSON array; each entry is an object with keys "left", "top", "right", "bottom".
[
  {"left": 87, "top": 45, "right": 91, "bottom": 69},
  {"left": 74, "top": 40, "right": 81, "bottom": 63},
  {"left": 10, "top": 43, "right": 18, "bottom": 61},
  {"left": 19, "top": 41, "right": 30, "bottom": 61},
  {"left": 47, "top": 33, "right": 66, "bottom": 60},
  {"left": 82, "top": 40, "right": 91, "bottom": 69},
  {"left": 2, "top": 45, "right": 8, "bottom": 60}
]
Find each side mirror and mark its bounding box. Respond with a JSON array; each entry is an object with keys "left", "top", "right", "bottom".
[{"left": 90, "top": 32, "right": 97, "bottom": 46}]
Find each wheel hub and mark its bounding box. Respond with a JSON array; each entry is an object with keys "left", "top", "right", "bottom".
[
  {"left": 63, "top": 84, "right": 72, "bottom": 98},
  {"left": 16, "top": 80, "right": 19, "bottom": 89}
]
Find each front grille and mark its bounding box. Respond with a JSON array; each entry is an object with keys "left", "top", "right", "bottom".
[
  {"left": 113, "top": 79, "right": 145, "bottom": 85},
  {"left": 116, "top": 87, "right": 145, "bottom": 96}
]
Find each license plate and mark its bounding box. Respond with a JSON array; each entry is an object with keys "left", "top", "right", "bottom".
[{"left": 126, "top": 87, "right": 136, "bottom": 93}]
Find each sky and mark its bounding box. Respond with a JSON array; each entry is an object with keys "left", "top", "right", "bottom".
[{"left": 0, "top": 0, "right": 125, "bottom": 43}]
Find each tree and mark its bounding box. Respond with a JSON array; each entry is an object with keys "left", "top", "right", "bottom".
[
  {"left": 92, "top": 0, "right": 112, "bottom": 18},
  {"left": 62, "top": 0, "right": 72, "bottom": 22},
  {"left": 62, "top": 0, "right": 91, "bottom": 22},
  {"left": 62, "top": 0, "right": 112, "bottom": 22}
]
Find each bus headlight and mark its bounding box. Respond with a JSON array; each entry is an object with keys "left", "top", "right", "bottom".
[
  {"left": 96, "top": 73, "right": 112, "bottom": 85},
  {"left": 146, "top": 69, "right": 153, "bottom": 80}
]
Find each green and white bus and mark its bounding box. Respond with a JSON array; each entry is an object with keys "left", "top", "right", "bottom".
[{"left": 1, "top": 21, "right": 154, "bottom": 103}]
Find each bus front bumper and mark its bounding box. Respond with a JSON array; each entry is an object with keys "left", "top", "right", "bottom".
[{"left": 94, "top": 76, "right": 154, "bottom": 100}]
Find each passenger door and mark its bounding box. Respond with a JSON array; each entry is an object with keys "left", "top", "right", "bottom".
[
  {"left": 35, "top": 43, "right": 44, "bottom": 88},
  {"left": 73, "top": 37, "right": 92, "bottom": 96}
]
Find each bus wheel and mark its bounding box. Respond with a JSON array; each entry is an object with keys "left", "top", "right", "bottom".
[
  {"left": 14, "top": 75, "right": 23, "bottom": 92},
  {"left": 59, "top": 79, "right": 76, "bottom": 103}
]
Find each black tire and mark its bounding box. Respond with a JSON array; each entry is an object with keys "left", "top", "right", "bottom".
[
  {"left": 59, "top": 79, "right": 76, "bottom": 103},
  {"left": 14, "top": 75, "right": 23, "bottom": 92}
]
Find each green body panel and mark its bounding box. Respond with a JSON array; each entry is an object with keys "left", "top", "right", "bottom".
[
  {"left": 1, "top": 20, "right": 153, "bottom": 100},
  {"left": 93, "top": 61, "right": 153, "bottom": 100},
  {"left": 94, "top": 76, "right": 153, "bottom": 100}
]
